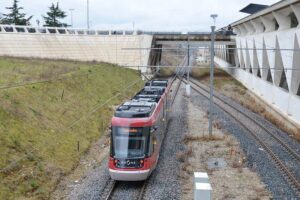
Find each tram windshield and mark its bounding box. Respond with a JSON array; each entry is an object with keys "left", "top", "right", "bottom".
[{"left": 111, "top": 127, "right": 150, "bottom": 158}]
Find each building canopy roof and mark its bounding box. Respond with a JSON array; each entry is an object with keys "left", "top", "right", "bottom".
[{"left": 239, "top": 3, "right": 269, "bottom": 14}]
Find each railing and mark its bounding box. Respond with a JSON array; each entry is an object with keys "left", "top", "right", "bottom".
[
  {"left": 0, "top": 24, "right": 236, "bottom": 36},
  {"left": 0, "top": 24, "right": 139, "bottom": 36}
]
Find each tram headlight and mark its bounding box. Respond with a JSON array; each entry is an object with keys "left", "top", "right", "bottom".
[{"left": 114, "top": 159, "right": 119, "bottom": 167}]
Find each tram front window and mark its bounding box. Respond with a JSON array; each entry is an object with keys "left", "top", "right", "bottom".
[{"left": 112, "top": 127, "right": 150, "bottom": 158}]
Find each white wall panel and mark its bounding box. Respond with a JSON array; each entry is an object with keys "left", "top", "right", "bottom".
[{"left": 0, "top": 33, "right": 153, "bottom": 73}]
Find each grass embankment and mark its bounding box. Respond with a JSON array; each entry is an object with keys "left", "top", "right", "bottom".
[
  {"left": 191, "top": 66, "right": 245, "bottom": 92},
  {"left": 158, "top": 67, "right": 176, "bottom": 77},
  {"left": 191, "top": 66, "right": 300, "bottom": 142},
  {"left": 0, "top": 57, "right": 144, "bottom": 199}
]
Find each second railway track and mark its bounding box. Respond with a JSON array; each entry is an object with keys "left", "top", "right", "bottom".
[{"left": 183, "top": 77, "right": 300, "bottom": 196}]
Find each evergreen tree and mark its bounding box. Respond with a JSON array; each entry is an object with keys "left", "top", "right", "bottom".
[
  {"left": 43, "top": 3, "right": 68, "bottom": 27},
  {"left": 2, "top": 0, "right": 33, "bottom": 25}
]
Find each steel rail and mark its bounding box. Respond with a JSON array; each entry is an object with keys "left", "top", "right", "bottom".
[
  {"left": 184, "top": 78, "right": 300, "bottom": 195},
  {"left": 189, "top": 78, "right": 300, "bottom": 163},
  {"left": 171, "top": 77, "right": 182, "bottom": 107},
  {"left": 101, "top": 179, "right": 117, "bottom": 200},
  {"left": 136, "top": 181, "right": 148, "bottom": 200}
]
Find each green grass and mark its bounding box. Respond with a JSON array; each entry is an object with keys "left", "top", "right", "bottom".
[
  {"left": 0, "top": 57, "right": 144, "bottom": 199},
  {"left": 158, "top": 67, "right": 176, "bottom": 77},
  {"left": 191, "top": 66, "right": 246, "bottom": 91}
]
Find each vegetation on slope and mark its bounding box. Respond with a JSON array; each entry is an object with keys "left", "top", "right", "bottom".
[{"left": 0, "top": 57, "right": 144, "bottom": 199}]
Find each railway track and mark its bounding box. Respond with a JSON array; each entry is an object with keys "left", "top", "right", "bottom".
[
  {"left": 183, "top": 78, "right": 300, "bottom": 196},
  {"left": 171, "top": 76, "right": 182, "bottom": 106},
  {"left": 189, "top": 78, "right": 300, "bottom": 162},
  {"left": 101, "top": 180, "right": 147, "bottom": 200},
  {"left": 101, "top": 179, "right": 117, "bottom": 200},
  {"left": 136, "top": 181, "right": 148, "bottom": 200},
  {"left": 101, "top": 74, "right": 182, "bottom": 200}
]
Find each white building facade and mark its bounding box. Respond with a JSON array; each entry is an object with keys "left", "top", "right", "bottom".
[{"left": 215, "top": 0, "right": 300, "bottom": 125}]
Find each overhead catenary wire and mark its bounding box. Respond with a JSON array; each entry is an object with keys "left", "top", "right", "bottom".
[
  {"left": 122, "top": 47, "right": 300, "bottom": 51},
  {"left": 120, "top": 65, "right": 300, "bottom": 70}
]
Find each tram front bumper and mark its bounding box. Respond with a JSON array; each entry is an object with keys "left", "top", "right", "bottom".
[{"left": 109, "top": 169, "right": 151, "bottom": 181}]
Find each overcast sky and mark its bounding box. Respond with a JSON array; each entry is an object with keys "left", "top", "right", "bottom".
[{"left": 1, "top": 0, "right": 279, "bottom": 31}]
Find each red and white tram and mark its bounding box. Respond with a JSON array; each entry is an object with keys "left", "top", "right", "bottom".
[{"left": 108, "top": 80, "right": 170, "bottom": 181}]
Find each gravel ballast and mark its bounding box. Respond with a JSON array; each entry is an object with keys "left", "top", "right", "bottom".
[
  {"left": 189, "top": 86, "right": 299, "bottom": 199},
  {"left": 142, "top": 84, "right": 187, "bottom": 200}
]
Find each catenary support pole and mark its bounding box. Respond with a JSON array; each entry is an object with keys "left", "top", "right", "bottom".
[
  {"left": 187, "top": 34, "right": 190, "bottom": 83},
  {"left": 185, "top": 34, "right": 191, "bottom": 96},
  {"left": 87, "top": 0, "right": 90, "bottom": 29},
  {"left": 209, "top": 26, "right": 216, "bottom": 136},
  {"left": 69, "top": 9, "right": 74, "bottom": 27}
]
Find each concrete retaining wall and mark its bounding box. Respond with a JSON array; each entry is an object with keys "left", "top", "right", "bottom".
[
  {"left": 0, "top": 31, "right": 153, "bottom": 73},
  {"left": 215, "top": 56, "right": 300, "bottom": 126}
]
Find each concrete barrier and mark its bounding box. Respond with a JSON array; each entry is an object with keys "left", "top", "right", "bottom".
[{"left": 194, "top": 172, "right": 212, "bottom": 200}]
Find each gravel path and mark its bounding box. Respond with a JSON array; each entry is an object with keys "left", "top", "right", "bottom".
[{"left": 189, "top": 85, "right": 299, "bottom": 199}]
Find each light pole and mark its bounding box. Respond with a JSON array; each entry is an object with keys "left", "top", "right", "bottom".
[
  {"left": 132, "top": 21, "right": 135, "bottom": 32},
  {"left": 36, "top": 19, "right": 40, "bottom": 28},
  {"left": 185, "top": 33, "right": 191, "bottom": 97},
  {"left": 87, "top": 0, "right": 90, "bottom": 29},
  {"left": 69, "top": 9, "right": 74, "bottom": 27},
  {"left": 187, "top": 34, "right": 190, "bottom": 83},
  {"left": 209, "top": 14, "right": 217, "bottom": 136}
]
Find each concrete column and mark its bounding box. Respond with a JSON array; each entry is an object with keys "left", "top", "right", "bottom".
[
  {"left": 260, "top": 16, "right": 275, "bottom": 32},
  {"left": 291, "top": 34, "right": 300, "bottom": 95},
  {"left": 252, "top": 42, "right": 259, "bottom": 76},
  {"left": 291, "top": 4, "right": 300, "bottom": 28},
  {"left": 237, "top": 25, "right": 247, "bottom": 36},
  {"left": 274, "top": 36, "right": 284, "bottom": 87},
  {"left": 241, "top": 24, "right": 249, "bottom": 35},
  {"left": 245, "top": 42, "right": 251, "bottom": 72},
  {"left": 250, "top": 19, "right": 264, "bottom": 34},
  {"left": 244, "top": 22, "right": 255, "bottom": 35},
  {"left": 272, "top": 11, "right": 291, "bottom": 30},
  {"left": 261, "top": 39, "right": 272, "bottom": 82}
]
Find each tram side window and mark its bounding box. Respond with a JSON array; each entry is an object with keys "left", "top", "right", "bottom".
[
  {"left": 148, "top": 134, "right": 156, "bottom": 155},
  {"left": 158, "top": 108, "right": 164, "bottom": 136}
]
